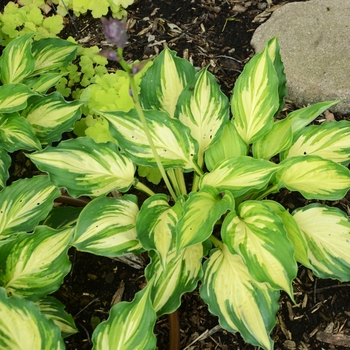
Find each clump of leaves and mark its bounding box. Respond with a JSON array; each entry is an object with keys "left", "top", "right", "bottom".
[
  {"left": 50, "top": 0, "right": 134, "bottom": 18},
  {"left": 0, "top": 26, "right": 350, "bottom": 350},
  {"left": 55, "top": 43, "right": 110, "bottom": 99},
  {"left": 0, "top": 1, "right": 63, "bottom": 44}
]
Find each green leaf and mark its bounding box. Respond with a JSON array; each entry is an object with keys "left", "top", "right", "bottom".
[
  {"left": 0, "top": 112, "right": 41, "bottom": 152},
  {"left": 0, "top": 84, "right": 38, "bottom": 113},
  {"left": 263, "top": 200, "right": 311, "bottom": 268},
  {"left": 175, "top": 68, "right": 229, "bottom": 164},
  {"left": 0, "top": 33, "right": 35, "bottom": 84},
  {"left": 42, "top": 206, "right": 82, "bottom": 230},
  {"left": 140, "top": 47, "right": 196, "bottom": 118},
  {"left": 36, "top": 296, "right": 78, "bottom": 338},
  {"left": 293, "top": 204, "right": 350, "bottom": 281},
  {"left": 0, "top": 288, "right": 64, "bottom": 349},
  {"left": 146, "top": 242, "right": 208, "bottom": 316},
  {"left": 137, "top": 165, "right": 162, "bottom": 185},
  {"left": 28, "top": 138, "right": 135, "bottom": 198},
  {"left": 99, "top": 109, "right": 198, "bottom": 171},
  {"left": 0, "top": 148, "right": 10, "bottom": 189},
  {"left": 252, "top": 118, "right": 293, "bottom": 159},
  {"left": 222, "top": 201, "right": 297, "bottom": 297},
  {"left": 205, "top": 121, "right": 248, "bottom": 171},
  {"left": 285, "top": 100, "right": 340, "bottom": 135},
  {"left": 276, "top": 155, "right": 350, "bottom": 200},
  {"left": 231, "top": 43, "right": 279, "bottom": 144},
  {"left": 199, "top": 156, "right": 278, "bottom": 197},
  {"left": 0, "top": 176, "right": 60, "bottom": 238},
  {"left": 92, "top": 284, "right": 157, "bottom": 350},
  {"left": 23, "top": 92, "right": 83, "bottom": 144},
  {"left": 282, "top": 120, "right": 350, "bottom": 166},
  {"left": 23, "top": 72, "right": 67, "bottom": 94},
  {"left": 200, "top": 245, "right": 279, "bottom": 350},
  {"left": 0, "top": 226, "right": 72, "bottom": 301},
  {"left": 136, "top": 194, "right": 183, "bottom": 269},
  {"left": 31, "top": 37, "right": 78, "bottom": 75},
  {"left": 266, "top": 37, "right": 287, "bottom": 113},
  {"left": 176, "top": 186, "right": 234, "bottom": 251},
  {"left": 73, "top": 196, "right": 143, "bottom": 257}
]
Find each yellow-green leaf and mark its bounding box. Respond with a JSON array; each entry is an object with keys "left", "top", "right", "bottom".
[
  {"left": 293, "top": 204, "right": 350, "bottom": 281},
  {"left": 200, "top": 245, "right": 279, "bottom": 350},
  {"left": 221, "top": 200, "right": 297, "bottom": 297},
  {"left": 276, "top": 155, "right": 350, "bottom": 200}
]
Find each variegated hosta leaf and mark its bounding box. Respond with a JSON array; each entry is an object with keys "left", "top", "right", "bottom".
[
  {"left": 0, "top": 112, "right": 41, "bottom": 152},
  {"left": 263, "top": 200, "right": 311, "bottom": 268},
  {"left": 136, "top": 194, "right": 183, "bottom": 268},
  {"left": 266, "top": 37, "right": 287, "bottom": 113},
  {"left": 285, "top": 100, "right": 340, "bottom": 135},
  {"left": 99, "top": 109, "right": 198, "bottom": 171},
  {"left": 276, "top": 155, "right": 350, "bottom": 200},
  {"left": 199, "top": 156, "right": 278, "bottom": 197},
  {"left": 36, "top": 296, "right": 78, "bottom": 338},
  {"left": 0, "top": 175, "right": 60, "bottom": 238},
  {"left": 205, "top": 121, "right": 248, "bottom": 171},
  {"left": 73, "top": 195, "right": 143, "bottom": 257},
  {"left": 28, "top": 137, "right": 135, "bottom": 198},
  {"left": 252, "top": 118, "right": 293, "bottom": 160},
  {"left": 140, "top": 47, "right": 196, "bottom": 118},
  {"left": 231, "top": 43, "right": 279, "bottom": 144},
  {"left": 221, "top": 201, "right": 297, "bottom": 297},
  {"left": 175, "top": 68, "right": 229, "bottom": 164},
  {"left": 0, "top": 226, "right": 72, "bottom": 301},
  {"left": 0, "top": 148, "right": 10, "bottom": 189},
  {"left": 0, "top": 288, "right": 64, "bottom": 350},
  {"left": 31, "top": 37, "right": 78, "bottom": 76},
  {"left": 23, "top": 92, "right": 83, "bottom": 144},
  {"left": 145, "top": 242, "right": 208, "bottom": 316},
  {"left": 0, "top": 83, "right": 38, "bottom": 113},
  {"left": 293, "top": 204, "right": 350, "bottom": 281},
  {"left": 281, "top": 120, "right": 350, "bottom": 166},
  {"left": 0, "top": 33, "right": 35, "bottom": 84},
  {"left": 176, "top": 185, "right": 234, "bottom": 251},
  {"left": 42, "top": 207, "right": 82, "bottom": 230},
  {"left": 23, "top": 73, "right": 66, "bottom": 94},
  {"left": 200, "top": 245, "right": 279, "bottom": 350},
  {"left": 92, "top": 283, "right": 157, "bottom": 350}
]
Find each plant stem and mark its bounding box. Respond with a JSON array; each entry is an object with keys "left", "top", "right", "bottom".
[
  {"left": 133, "top": 181, "right": 155, "bottom": 197},
  {"left": 250, "top": 184, "right": 279, "bottom": 201},
  {"left": 210, "top": 235, "right": 223, "bottom": 249},
  {"left": 128, "top": 75, "right": 177, "bottom": 201},
  {"left": 116, "top": 50, "right": 177, "bottom": 201}
]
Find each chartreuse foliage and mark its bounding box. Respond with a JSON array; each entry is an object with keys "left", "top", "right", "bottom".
[
  {"left": 0, "top": 1, "right": 64, "bottom": 44},
  {"left": 50, "top": 0, "right": 134, "bottom": 18},
  {"left": 0, "top": 33, "right": 350, "bottom": 350}
]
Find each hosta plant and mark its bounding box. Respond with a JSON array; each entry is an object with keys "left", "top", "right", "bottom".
[{"left": 1, "top": 25, "right": 350, "bottom": 350}]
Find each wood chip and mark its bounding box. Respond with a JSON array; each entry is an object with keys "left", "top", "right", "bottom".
[
  {"left": 110, "top": 280, "right": 125, "bottom": 306},
  {"left": 316, "top": 331, "right": 350, "bottom": 347}
]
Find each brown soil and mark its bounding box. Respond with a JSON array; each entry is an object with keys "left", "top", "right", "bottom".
[{"left": 7, "top": 0, "right": 350, "bottom": 349}]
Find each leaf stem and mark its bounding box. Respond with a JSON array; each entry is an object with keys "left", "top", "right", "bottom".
[
  {"left": 127, "top": 69, "right": 177, "bottom": 201},
  {"left": 210, "top": 235, "right": 223, "bottom": 249},
  {"left": 250, "top": 184, "right": 279, "bottom": 201},
  {"left": 134, "top": 181, "right": 155, "bottom": 197}
]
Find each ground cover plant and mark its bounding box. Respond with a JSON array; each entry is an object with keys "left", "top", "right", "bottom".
[{"left": 0, "top": 15, "right": 350, "bottom": 350}]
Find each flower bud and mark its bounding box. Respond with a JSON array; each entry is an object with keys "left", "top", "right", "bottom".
[
  {"left": 99, "top": 49, "right": 121, "bottom": 61},
  {"left": 101, "top": 17, "right": 128, "bottom": 48}
]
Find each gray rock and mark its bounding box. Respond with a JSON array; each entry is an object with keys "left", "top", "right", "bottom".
[{"left": 251, "top": 0, "right": 350, "bottom": 113}]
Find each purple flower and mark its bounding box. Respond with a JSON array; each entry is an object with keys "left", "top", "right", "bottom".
[
  {"left": 101, "top": 17, "right": 128, "bottom": 48},
  {"left": 99, "top": 49, "right": 121, "bottom": 61}
]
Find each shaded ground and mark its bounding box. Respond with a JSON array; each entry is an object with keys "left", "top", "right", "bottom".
[{"left": 7, "top": 0, "right": 350, "bottom": 349}]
